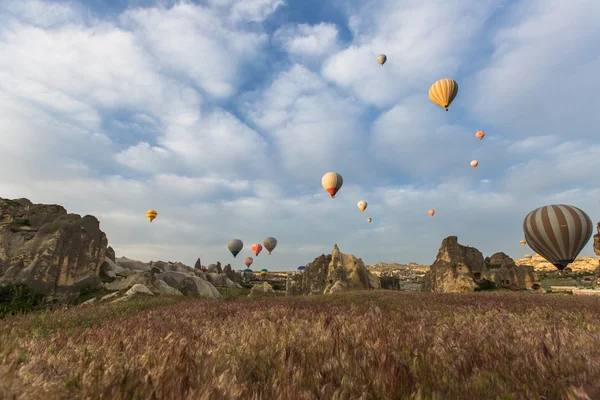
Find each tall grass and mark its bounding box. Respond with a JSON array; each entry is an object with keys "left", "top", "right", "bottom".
[{"left": 1, "top": 291, "right": 600, "bottom": 399}]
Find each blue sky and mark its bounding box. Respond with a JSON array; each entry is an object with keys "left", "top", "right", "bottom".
[{"left": 0, "top": 0, "right": 598, "bottom": 271}]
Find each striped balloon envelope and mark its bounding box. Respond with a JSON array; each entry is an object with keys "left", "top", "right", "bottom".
[{"left": 522, "top": 204, "right": 593, "bottom": 271}]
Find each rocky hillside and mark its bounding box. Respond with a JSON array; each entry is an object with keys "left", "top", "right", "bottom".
[
  {"left": 0, "top": 198, "right": 107, "bottom": 298},
  {"left": 514, "top": 254, "right": 600, "bottom": 272},
  {"left": 422, "top": 236, "right": 541, "bottom": 293},
  {"left": 286, "top": 244, "right": 380, "bottom": 295}
]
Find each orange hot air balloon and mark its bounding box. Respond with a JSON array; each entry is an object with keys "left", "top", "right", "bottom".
[
  {"left": 476, "top": 130, "right": 485, "bottom": 140},
  {"left": 252, "top": 243, "right": 263, "bottom": 256},
  {"left": 146, "top": 210, "right": 157, "bottom": 222},
  {"left": 470, "top": 160, "right": 478, "bottom": 168},
  {"left": 321, "top": 172, "right": 343, "bottom": 198},
  {"left": 428, "top": 209, "right": 435, "bottom": 216}
]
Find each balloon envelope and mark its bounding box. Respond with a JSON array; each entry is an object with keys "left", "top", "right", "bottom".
[
  {"left": 470, "top": 160, "right": 478, "bottom": 168},
  {"left": 252, "top": 243, "right": 263, "bottom": 256},
  {"left": 228, "top": 239, "right": 243, "bottom": 258},
  {"left": 297, "top": 266, "right": 306, "bottom": 271},
  {"left": 244, "top": 257, "right": 253, "bottom": 268},
  {"left": 428, "top": 209, "right": 435, "bottom": 216},
  {"left": 263, "top": 237, "right": 277, "bottom": 254},
  {"left": 357, "top": 200, "right": 368, "bottom": 212},
  {"left": 522, "top": 204, "right": 593, "bottom": 270},
  {"left": 146, "top": 210, "right": 157, "bottom": 222},
  {"left": 520, "top": 240, "right": 526, "bottom": 246},
  {"left": 367, "top": 218, "right": 372, "bottom": 223},
  {"left": 321, "top": 172, "right": 343, "bottom": 198},
  {"left": 476, "top": 130, "right": 485, "bottom": 140},
  {"left": 377, "top": 54, "right": 387, "bottom": 65},
  {"left": 428, "top": 78, "right": 458, "bottom": 111}
]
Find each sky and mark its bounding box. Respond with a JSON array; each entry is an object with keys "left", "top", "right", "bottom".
[{"left": 0, "top": 0, "right": 599, "bottom": 271}]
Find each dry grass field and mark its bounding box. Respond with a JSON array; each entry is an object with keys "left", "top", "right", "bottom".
[{"left": 2, "top": 291, "right": 600, "bottom": 399}]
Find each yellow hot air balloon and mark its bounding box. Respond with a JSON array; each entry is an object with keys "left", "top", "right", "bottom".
[
  {"left": 428, "top": 78, "right": 458, "bottom": 111},
  {"left": 377, "top": 54, "right": 387, "bottom": 65},
  {"left": 321, "top": 172, "right": 343, "bottom": 198},
  {"left": 357, "top": 200, "right": 367, "bottom": 212},
  {"left": 146, "top": 210, "right": 157, "bottom": 222},
  {"left": 470, "top": 160, "right": 478, "bottom": 168},
  {"left": 367, "top": 218, "right": 372, "bottom": 223},
  {"left": 520, "top": 240, "right": 526, "bottom": 246}
]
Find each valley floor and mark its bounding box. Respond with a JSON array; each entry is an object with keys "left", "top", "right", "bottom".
[{"left": 1, "top": 291, "right": 600, "bottom": 399}]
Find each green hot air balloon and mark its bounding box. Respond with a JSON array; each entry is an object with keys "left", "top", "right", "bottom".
[{"left": 522, "top": 204, "right": 593, "bottom": 271}]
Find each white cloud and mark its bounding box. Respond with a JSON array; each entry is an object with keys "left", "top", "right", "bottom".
[
  {"left": 321, "top": 0, "right": 498, "bottom": 107},
  {"left": 120, "top": 2, "right": 271, "bottom": 98},
  {"left": 274, "top": 22, "right": 340, "bottom": 59},
  {"left": 467, "top": 0, "right": 600, "bottom": 141}
]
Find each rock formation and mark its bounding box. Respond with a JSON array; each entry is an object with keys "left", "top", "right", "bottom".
[
  {"left": 222, "top": 263, "right": 243, "bottom": 284},
  {"left": 286, "top": 244, "right": 381, "bottom": 296},
  {"left": 0, "top": 198, "right": 108, "bottom": 297},
  {"left": 248, "top": 282, "right": 276, "bottom": 298},
  {"left": 194, "top": 258, "right": 202, "bottom": 269},
  {"left": 594, "top": 222, "right": 600, "bottom": 256},
  {"left": 422, "top": 236, "right": 540, "bottom": 293}
]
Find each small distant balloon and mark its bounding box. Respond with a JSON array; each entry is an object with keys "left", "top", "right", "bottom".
[
  {"left": 357, "top": 200, "right": 368, "bottom": 212},
  {"left": 428, "top": 209, "right": 435, "bottom": 216},
  {"left": 520, "top": 240, "right": 526, "bottom": 246},
  {"left": 146, "top": 210, "right": 157, "bottom": 222},
  {"left": 321, "top": 172, "right": 343, "bottom": 198},
  {"left": 377, "top": 54, "right": 387, "bottom": 65},
  {"left": 297, "top": 266, "right": 306, "bottom": 272},
  {"left": 244, "top": 257, "right": 253, "bottom": 268},
  {"left": 260, "top": 269, "right": 268, "bottom": 276},
  {"left": 252, "top": 243, "right": 263, "bottom": 256},
  {"left": 470, "top": 160, "right": 478, "bottom": 168},
  {"left": 476, "top": 130, "right": 485, "bottom": 140},
  {"left": 367, "top": 217, "right": 372, "bottom": 223},
  {"left": 428, "top": 78, "right": 458, "bottom": 111},
  {"left": 263, "top": 237, "right": 277, "bottom": 254},
  {"left": 228, "top": 239, "right": 243, "bottom": 258}
]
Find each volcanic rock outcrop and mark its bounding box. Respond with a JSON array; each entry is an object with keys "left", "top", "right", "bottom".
[
  {"left": 0, "top": 198, "right": 108, "bottom": 297},
  {"left": 286, "top": 244, "right": 381, "bottom": 295},
  {"left": 422, "top": 236, "right": 541, "bottom": 293}
]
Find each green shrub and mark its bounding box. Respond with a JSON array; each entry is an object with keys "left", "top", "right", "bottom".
[
  {"left": 0, "top": 284, "right": 47, "bottom": 319},
  {"left": 475, "top": 279, "right": 497, "bottom": 291}
]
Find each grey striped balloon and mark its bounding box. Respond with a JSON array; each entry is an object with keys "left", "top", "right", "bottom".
[{"left": 522, "top": 204, "right": 593, "bottom": 270}]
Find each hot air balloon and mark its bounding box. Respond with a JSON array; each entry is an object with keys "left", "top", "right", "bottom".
[
  {"left": 321, "top": 172, "right": 343, "bottom": 198},
  {"left": 243, "top": 268, "right": 254, "bottom": 279},
  {"left": 367, "top": 217, "right": 372, "bottom": 223},
  {"left": 520, "top": 240, "right": 526, "bottom": 246},
  {"left": 263, "top": 237, "right": 277, "bottom": 254},
  {"left": 260, "top": 268, "right": 268, "bottom": 276},
  {"left": 201, "top": 265, "right": 207, "bottom": 272},
  {"left": 357, "top": 200, "right": 368, "bottom": 212},
  {"left": 297, "top": 266, "right": 306, "bottom": 272},
  {"left": 470, "top": 160, "right": 478, "bottom": 168},
  {"left": 428, "top": 78, "right": 458, "bottom": 111},
  {"left": 207, "top": 264, "right": 217, "bottom": 273},
  {"left": 228, "top": 239, "right": 243, "bottom": 258},
  {"left": 252, "top": 243, "right": 263, "bottom": 256},
  {"left": 476, "top": 130, "right": 485, "bottom": 140},
  {"left": 377, "top": 54, "right": 387, "bottom": 65},
  {"left": 244, "top": 256, "right": 253, "bottom": 268},
  {"left": 522, "top": 204, "right": 593, "bottom": 271},
  {"left": 146, "top": 210, "right": 157, "bottom": 222},
  {"left": 428, "top": 209, "right": 435, "bottom": 216}
]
